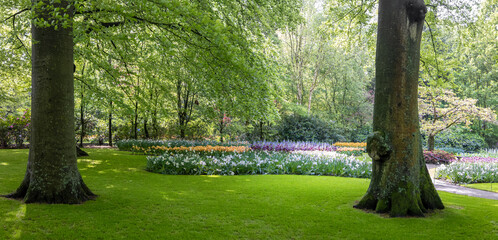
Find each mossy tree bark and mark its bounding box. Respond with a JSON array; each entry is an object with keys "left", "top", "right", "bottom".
[
  {"left": 354, "top": 0, "right": 444, "bottom": 217},
  {"left": 3, "top": 0, "right": 95, "bottom": 204}
]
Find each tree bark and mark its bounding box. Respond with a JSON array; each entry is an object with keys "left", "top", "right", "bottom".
[
  {"left": 260, "top": 120, "right": 264, "bottom": 141},
  {"left": 427, "top": 134, "right": 435, "bottom": 151},
  {"left": 3, "top": 0, "right": 95, "bottom": 204},
  {"left": 108, "top": 100, "right": 113, "bottom": 147},
  {"left": 144, "top": 117, "right": 149, "bottom": 139},
  {"left": 134, "top": 101, "right": 138, "bottom": 139},
  {"left": 354, "top": 0, "right": 443, "bottom": 217},
  {"left": 79, "top": 90, "right": 85, "bottom": 148}
]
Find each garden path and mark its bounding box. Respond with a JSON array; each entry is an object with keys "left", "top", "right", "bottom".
[{"left": 426, "top": 164, "right": 498, "bottom": 200}]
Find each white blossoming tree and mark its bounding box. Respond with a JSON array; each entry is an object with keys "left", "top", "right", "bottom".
[{"left": 418, "top": 86, "right": 497, "bottom": 151}]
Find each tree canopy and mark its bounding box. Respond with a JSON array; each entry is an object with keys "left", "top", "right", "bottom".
[{"left": 0, "top": 0, "right": 496, "bottom": 145}]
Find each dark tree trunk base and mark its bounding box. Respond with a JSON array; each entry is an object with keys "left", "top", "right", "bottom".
[
  {"left": 3, "top": 174, "right": 96, "bottom": 204},
  {"left": 354, "top": 161, "right": 444, "bottom": 217},
  {"left": 76, "top": 146, "right": 89, "bottom": 157}
]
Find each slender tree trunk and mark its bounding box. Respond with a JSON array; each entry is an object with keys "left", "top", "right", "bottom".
[
  {"left": 134, "top": 101, "right": 138, "bottom": 139},
  {"left": 427, "top": 134, "right": 435, "bottom": 151},
  {"left": 144, "top": 117, "right": 149, "bottom": 139},
  {"left": 152, "top": 109, "right": 158, "bottom": 139},
  {"left": 260, "top": 120, "right": 264, "bottom": 141},
  {"left": 354, "top": 0, "right": 443, "bottom": 217},
  {"left": 79, "top": 90, "right": 85, "bottom": 148},
  {"left": 219, "top": 120, "right": 224, "bottom": 143},
  {"left": 108, "top": 101, "right": 113, "bottom": 147},
  {"left": 4, "top": 0, "right": 95, "bottom": 203}
]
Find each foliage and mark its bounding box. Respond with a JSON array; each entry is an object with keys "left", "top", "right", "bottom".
[
  {"left": 250, "top": 140, "right": 336, "bottom": 152},
  {"left": 435, "top": 147, "right": 465, "bottom": 154},
  {"left": 434, "top": 127, "right": 488, "bottom": 153},
  {"left": 419, "top": 86, "right": 497, "bottom": 150},
  {"left": 348, "top": 126, "right": 372, "bottom": 143},
  {"left": 1, "top": 0, "right": 496, "bottom": 146},
  {"left": 423, "top": 150, "right": 456, "bottom": 164},
  {"left": 146, "top": 150, "right": 371, "bottom": 178},
  {"left": 276, "top": 114, "right": 342, "bottom": 142},
  {"left": 0, "top": 109, "right": 30, "bottom": 148},
  {"left": 116, "top": 139, "right": 248, "bottom": 151}
]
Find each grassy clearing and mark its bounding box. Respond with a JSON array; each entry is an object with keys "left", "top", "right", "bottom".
[
  {"left": 1, "top": 149, "right": 497, "bottom": 239},
  {"left": 463, "top": 183, "right": 498, "bottom": 193}
]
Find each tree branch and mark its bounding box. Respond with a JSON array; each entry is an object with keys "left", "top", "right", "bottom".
[{"left": 3, "top": 8, "right": 29, "bottom": 22}]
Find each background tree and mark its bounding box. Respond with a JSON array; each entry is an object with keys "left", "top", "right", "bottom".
[
  {"left": 0, "top": 0, "right": 496, "bottom": 146},
  {"left": 419, "top": 86, "right": 497, "bottom": 151},
  {"left": 354, "top": 0, "right": 444, "bottom": 216}
]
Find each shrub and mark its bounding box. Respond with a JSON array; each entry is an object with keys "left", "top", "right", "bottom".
[
  {"left": 276, "top": 114, "right": 344, "bottom": 142},
  {"left": 0, "top": 116, "right": 9, "bottom": 147},
  {"left": 348, "top": 126, "right": 372, "bottom": 143},
  {"left": 435, "top": 127, "right": 488, "bottom": 153},
  {"left": 423, "top": 150, "right": 456, "bottom": 164},
  {"left": 0, "top": 109, "right": 31, "bottom": 148},
  {"left": 435, "top": 147, "right": 465, "bottom": 154}
]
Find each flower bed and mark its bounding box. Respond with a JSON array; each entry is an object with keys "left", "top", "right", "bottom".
[
  {"left": 436, "top": 157, "right": 498, "bottom": 184},
  {"left": 146, "top": 151, "right": 371, "bottom": 178},
  {"left": 132, "top": 145, "right": 249, "bottom": 155},
  {"left": 116, "top": 139, "right": 248, "bottom": 151},
  {"left": 250, "top": 141, "right": 336, "bottom": 152},
  {"left": 335, "top": 147, "right": 365, "bottom": 156},
  {"left": 333, "top": 142, "right": 367, "bottom": 148}
]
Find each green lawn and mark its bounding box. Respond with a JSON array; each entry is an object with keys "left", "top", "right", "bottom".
[
  {"left": 1, "top": 149, "right": 497, "bottom": 239},
  {"left": 464, "top": 183, "right": 498, "bottom": 193}
]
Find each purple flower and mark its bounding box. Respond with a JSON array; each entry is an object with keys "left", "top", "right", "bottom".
[{"left": 250, "top": 141, "right": 337, "bottom": 152}]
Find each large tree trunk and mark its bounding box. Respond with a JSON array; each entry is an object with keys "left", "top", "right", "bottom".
[
  {"left": 354, "top": 0, "right": 443, "bottom": 217},
  {"left": 3, "top": 0, "right": 95, "bottom": 203}
]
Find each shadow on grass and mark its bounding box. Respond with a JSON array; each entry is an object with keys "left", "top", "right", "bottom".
[{"left": 1, "top": 149, "right": 497, "bottom": 239}]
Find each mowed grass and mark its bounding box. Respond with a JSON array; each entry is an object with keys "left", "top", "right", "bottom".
[
  {"left": 464, "top": 183, "right": 498, "bottom": 193},
  {"left": 1, "top": 149, "right": 497, "bottom": 239}
]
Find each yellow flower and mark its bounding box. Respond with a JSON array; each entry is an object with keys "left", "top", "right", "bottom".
[{"left": 333, "top": 142, "right": 367, "bottom": 148}]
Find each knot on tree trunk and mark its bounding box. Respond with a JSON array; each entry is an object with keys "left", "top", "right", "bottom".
[
  {"left": 406, "top": 0, "right": 427, "bottom": 23},
  {"left": 367, "top": 131, "right": 391, "bottom": 161}
]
